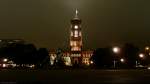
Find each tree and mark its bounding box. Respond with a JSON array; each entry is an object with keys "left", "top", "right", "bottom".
[
  {"left": 23, "top": 44, "right": 37, "bottom": 64},
  {"left": 123, "top": 43, "right": 140, "bottom": 68},
  {"left": 36, "top": 48, "right": 50, "bottom": 69},
  {"left": 0, "top": 43, "right": 38, "bottom": 65},
  {"left": 91, "top": 48, "right": 112, "bottom": 68},
  {"left": 55, "top": 48, "right": 65, "bottom": 67}
]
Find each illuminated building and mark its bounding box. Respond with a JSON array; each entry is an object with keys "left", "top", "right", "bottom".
[{"left": 49, "top": 10, "right": 93, "bottom": 66}]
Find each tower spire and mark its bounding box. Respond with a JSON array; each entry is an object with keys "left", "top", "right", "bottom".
[{"left": 75, "top": 9, "right": 79, "bottom": 18}]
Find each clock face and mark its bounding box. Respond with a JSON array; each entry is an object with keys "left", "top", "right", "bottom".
[{"left": 74, "top": 25, "right": 78, "bottom": 29}]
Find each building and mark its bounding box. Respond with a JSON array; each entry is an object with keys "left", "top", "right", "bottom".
[
  {"left": 49, "top": 10, "right": 93, "bottom": 66},
  {"left": 49, "top": 49, "right": 57, "bottom": 65}
]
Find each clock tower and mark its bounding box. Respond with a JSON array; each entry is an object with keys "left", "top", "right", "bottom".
[{"left": 70, "top": 10, "right": 82, "bottom": 65}]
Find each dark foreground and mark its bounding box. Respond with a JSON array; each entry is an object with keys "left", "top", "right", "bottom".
[{"left": 0, "top": 69, "right": 150, "bottom": 84}]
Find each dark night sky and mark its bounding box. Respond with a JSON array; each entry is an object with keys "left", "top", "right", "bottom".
[{"left": 0, "top": 0, "right": 150, "bottom": 49}]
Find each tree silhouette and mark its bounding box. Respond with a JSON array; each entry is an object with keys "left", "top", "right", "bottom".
[
  {"left": 36, "top": 48, "right": 49, "bottom": 69},
  {"left": 123, "top": 43, "right": 140, "bottom": 68},
  {"left": 91, "top": 48, "right": 112, "bottom": 68}
]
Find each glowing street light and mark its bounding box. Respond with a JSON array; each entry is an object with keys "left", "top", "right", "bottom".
[
  {"left": 145, "top": 46, "right": 150, "bottom": 51},
  {"left": 3, "top": 58, "right": 8, "bottom": 62},
  {"left": 139, "top": 53, "right": 144, "bottom": 58},
  {"left": 112, "top": 46, "right": 120, "bottom": 68},
  {"left": 2, "top": 64, "right": 6, "bottom": 68},
  {"left": 90, "top": 61, "right": 94, "bottom": 64},
  {"left": 120, "top": 58, "right": 125, "bottom": 63},
  {"left": 136, "top": 53, "right": 145, "bottom": 67},
  {"left": 113, "top": 47, "right": 120, "bottom": 54}
]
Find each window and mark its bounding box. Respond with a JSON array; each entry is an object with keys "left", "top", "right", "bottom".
[
  {"left": 79, "top": 32, "right": 81, "bottom": 36},
  {"left": 74, "top": 30, "right": 78, "bottom": 37},
  {"left": 70, "top": 41, "right": 77, "bottom": 46},
  {"left": 71, "top": 32, "right": 73, "bottom": 36}
]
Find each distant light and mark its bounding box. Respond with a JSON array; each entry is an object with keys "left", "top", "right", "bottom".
[
  {"left": 139, "top": 53, "right": 144, "bottom": 58},
  {"left": 90, "top": 61, "right": 94, "bottom": 64},
  {"left": 74, "top": 25, "right": 78, "bottom": 29},
  {"left": 8, "top": 42, "right": 13, "bottom": 44},
  {"left": 120, "top": 58, "right": 125, "bottom": 62},
  {"left": 145, "top": 46, "right": 150, "bottom": 50},
  {"left": 3, "top": 59, "right": 8, "bottom": 62},
  {"left": 113, "top": 47, "right": 120, "bottom": 53},
  {"left": 11, "top": 64, "right": 16, "bottom": 67},
  {"left": 148, "top": 67, "right": 150, "bottom": 70},
  {"left": 2, "top": 64, "right": 6, "bottom": 68},
  {"left": 29, "top": 65, "right": 35, "bottom": 68}
]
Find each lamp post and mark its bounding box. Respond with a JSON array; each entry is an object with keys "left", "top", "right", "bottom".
[
  {"left": 145, "top": 46, "right": 150, "bottom": 54},
  {"left": 139, "top": 53, "right": 144, "bottom": 58},
  {"left": 113, "top": 60, "right": 116, "bottom": 68},
  {"left": 136, "top": 60, "right": 138, "bottom": 67},
  {"left": 3, "top": 58, "right": 8, "bottom": 62},
  {"left": 136, "top": 53, "right": 145, "bottom": 67},
  {"left": 120, "top": 58, "right": 125, "bottom": 63},
  {"left": 112, "top": 46, "right": 120, "bottom": 68}
]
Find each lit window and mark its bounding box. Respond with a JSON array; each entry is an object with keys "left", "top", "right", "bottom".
[
  {"left": 74, "top": 30, "right": 78, "bottom": 37},
  {"left": 70, "top": 41, "right": 77, "bottom": 46},
  {"left": 73, "top": 41, "right": 77, "bottom": 46},
  {"left": 70, "top": 41, "right": 73, "bottom": 46},
  {"left": 74, "top": 47, "right": 78, "bottom": 51},
  {"left": 79, "top": 32, "right": 81, "bottom": 36},
  {"left": 71, "top": 32, "right": 73, "bottom": 36}
]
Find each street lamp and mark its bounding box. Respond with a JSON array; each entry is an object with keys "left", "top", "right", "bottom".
[
  {"left": 113, "top": 47, "right": 120, "bottom": 54},
  {"left": 120, "top": 58, "right": 125, "bottom": 63},
  {"left": 3, "top": 58, "right": 8, "bottom": 62},
  {"left": 112, "top": 46, "right": 120, "bottom": 68},
  {"left": 139, "top": 53, "right": 144, "bottom": 59},
  {"left": 2, "top": 64, "right": 6, "bottom": 68},
  {"left": 145, "top": 46, "right": 150, "bottom": 51},
  {"left": 145, "top": 46, "right": 150, "bottom": 56},
  {"left": 90, "top": 61, "right": 94, "bottom": 64},
  {"left": 136, "top": 53, "right": 145, "bottom": 67}
]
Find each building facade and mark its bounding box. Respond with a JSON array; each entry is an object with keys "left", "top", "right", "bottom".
[{"left": 49, "top": 10, "right": 93, "bottom": 66}]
